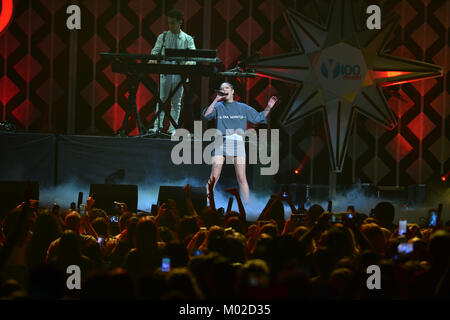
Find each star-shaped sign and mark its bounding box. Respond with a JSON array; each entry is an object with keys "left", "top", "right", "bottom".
[{"left": 245, "top": 0, "right": 443, "bottom": 172}]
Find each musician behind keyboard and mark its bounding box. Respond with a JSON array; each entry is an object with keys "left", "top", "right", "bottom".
[{"left": 147, "top": 9, "right": 196, "bottom": 135}]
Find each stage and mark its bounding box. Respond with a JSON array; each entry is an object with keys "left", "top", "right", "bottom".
[
  {"left": 0, "top": 131, "right": 274, "bottom": 216},
  {"left": 1, "top": 131, "right": 448, "bottom": 224}
]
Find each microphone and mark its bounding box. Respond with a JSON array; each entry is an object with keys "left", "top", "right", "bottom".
[{"left": 214, "top": 90, "right": 227, "bottom": 96}]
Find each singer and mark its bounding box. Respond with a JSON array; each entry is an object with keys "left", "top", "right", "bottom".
[{"left": 201, "top": 82, "right": 278, "bottom": 203}]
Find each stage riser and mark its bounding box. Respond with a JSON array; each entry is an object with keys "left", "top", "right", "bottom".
[{"left": 0, "top": 133, "right": 264, "bottom": 190}]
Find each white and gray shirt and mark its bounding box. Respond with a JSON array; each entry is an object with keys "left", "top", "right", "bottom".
[{"left": 151, "top": 30, "right": 196, "bottom": 64}]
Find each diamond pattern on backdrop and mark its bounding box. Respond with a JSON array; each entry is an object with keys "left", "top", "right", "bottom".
[
  {"left": 81, "top": 81, "right": 109, "bottom": 108},
  {"left": 13, "top": 55, "right": 43, "bottom": 81},
  {"left": 36, "top": 79, "right": 64, "bottom": 106},
  {"left": 38, "top": 33, "right": 66, "bottom": 58},
  {"left": 128, "top": 0, "right": 156, "bottom": 18},
  {"left": 214, "top": 0, "right": 242, "bottom": 23},
  {"left": 174, "top": 0, "right": 201, "bottom": 22},
  {"left": 407, "top": 112, "right": 436, "bottom": 141},
  {"left": 105, "top": 14, "right": 134, "bottom": 40},
  {"left": 102, "top": 102, "right": 125, "bottom": 133},
  {"left": 385, "top": 133, "right": 413, "bottom": 162},
  {"left": 12, "top": 100, "right": 40, "bottom": 130},
  {"left": 82, "top": 0, "right": 111, "bottom": 18},
  {"left": 406, "top": 158, "right": 434, "bottom": 184},
  {"left": 0, "top": 34, "right": 20, "bottom": 57},
  {"left": 82, "top": 35, "right": 110, "bottom": 63},
  {"left": 15, "top": 7, "right": 45, "bottom": 33},
  {"left": 0, "top": 77, "right": 19, "bottom": 105}
]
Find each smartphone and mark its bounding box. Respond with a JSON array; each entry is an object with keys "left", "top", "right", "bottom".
[
  {"left": 397, "top": 243, "right": 413, "bottom": 254},
  {"left": 399, "top": 220, "right": 407, "bottom": 236},
  {"left": 77, "top": 192, "right": 83, "bottom": 211},
  {"left": 110, "top": 216, "right": 119, "bottom": 223},
  {"left": 151, "top": 204, "right": 158, "bottom": 216},
  {"left": 194, "top": 249, "right": 202, "bottom": 256},
  {"left": 331, "top": 213, "right": 341, "bottom": 223},
  {"left": 348, "top": 213, "right": 353, "bottom": 219},
  {"left": 161, "top": 257, "right": 171, "bottom": 272},
  {"left": 327, "top": 200, "right": 332, "bottom": 212},
  {"left": 226, "top": 197, "right": 233, "bottom": 214},
  {"left": 79, "top": 204, "right": 86, "bottom": 216},
  {"left": 429, "top": 211, "right": 437, "bottom": 227},
  {"left": 97, "top": 237, "right": 104, "bottom": 247}
]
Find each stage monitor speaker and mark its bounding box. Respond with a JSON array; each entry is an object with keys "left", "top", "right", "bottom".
[
  {"left": 157, "top": 186, "right": 206, "bottom": 217},
  {"left": 0, "top": 181, "right": 39, "bottom": 218},
  {"left": 376, "top": 186, "right": 408, "bottom": 204},
  {"left": 309, "top": 185, "right": 330, "bottom": 202},
  {"left": 407, "top": 184, "right": 427, "bottom": 207},
  {"left": 90, "top": 184, "right": 138, "bottom": 214}
]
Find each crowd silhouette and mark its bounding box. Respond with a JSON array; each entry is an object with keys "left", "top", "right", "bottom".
[{"left": 0, "top": 179, "right": 449, "bottom": 300}]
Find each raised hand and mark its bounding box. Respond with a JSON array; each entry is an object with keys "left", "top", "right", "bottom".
[
  {"left": 316, "top": 211, "right": 332, "bottom": 228},
  {"left": 342, "top": 213, "right": 357, "bottom": 230},
  {"left": 225, "top": 187, "right": 239, "bottom": 197},
  {"left": 283, "top": 214, "right": 297, "bottom": 235},
  {"left": 215, "top": 93, "right": 226, "bottom": 102},
  {"left": 86, "top": 194, "right": 95, "bottom": 211},
  {"left": 183, "top": 184, "right": 192, "bottom": 195},
  {"left": 247, "top": 224, "right": 259, "bottom": 239},
  {"left": 207, "top": 176, "right": 216, "bottom": 194},
  {"left": 267, "top": 96, "right": 279, "bottom": 109},
  {"left": 156, "top": 202, "right": 168, "bottom": 218}
]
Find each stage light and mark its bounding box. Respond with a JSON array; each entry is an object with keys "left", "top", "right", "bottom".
[
  {"left": 441, "top": 172, "right": 449, "bottom": 183},
  {"left": 294, "top": 169, "right": 300, "bottom": 175}
]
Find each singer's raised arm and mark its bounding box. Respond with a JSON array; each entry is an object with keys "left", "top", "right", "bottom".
[{"left": 202, "top": 95, "right": 224, "bottom": 120}]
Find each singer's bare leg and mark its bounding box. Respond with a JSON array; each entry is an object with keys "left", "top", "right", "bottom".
[
  {"left": 206, "top": 155, "right": 224, "bottom": 201},
  {"left": 234, "top": 156, "right": 249, "bottom": 203}
]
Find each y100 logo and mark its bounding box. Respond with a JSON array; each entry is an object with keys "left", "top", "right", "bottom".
[{"left": 321, "top": 59, "right": 361, "bottom": 80}]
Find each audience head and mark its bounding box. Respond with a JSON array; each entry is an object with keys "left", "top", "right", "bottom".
[
  {"left": 373, "top": 202, "right": 395, "bottom": 228},
  {"left": 134, "top": 216, "right": 158, "bottom": 252},
  {"left": 64, "top": 211, "right": 81, "bottom": 233}
]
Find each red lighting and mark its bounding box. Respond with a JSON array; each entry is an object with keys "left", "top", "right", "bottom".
[
  {"left": 442, "top": 176, "right": 447, "bottom": 182},
  {"left": 294, "top": 169, "right": 300, "bottom": 175},
  {"left": 0, "top": 0, "right": 14, "bottom": 35},
  {"left": 371, "top": 71, "right": 412, "bottom": 80}
]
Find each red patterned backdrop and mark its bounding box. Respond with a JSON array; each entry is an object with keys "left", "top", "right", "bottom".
[{"left": 0, "top": 0, "right": 448, "bottom": 186}]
